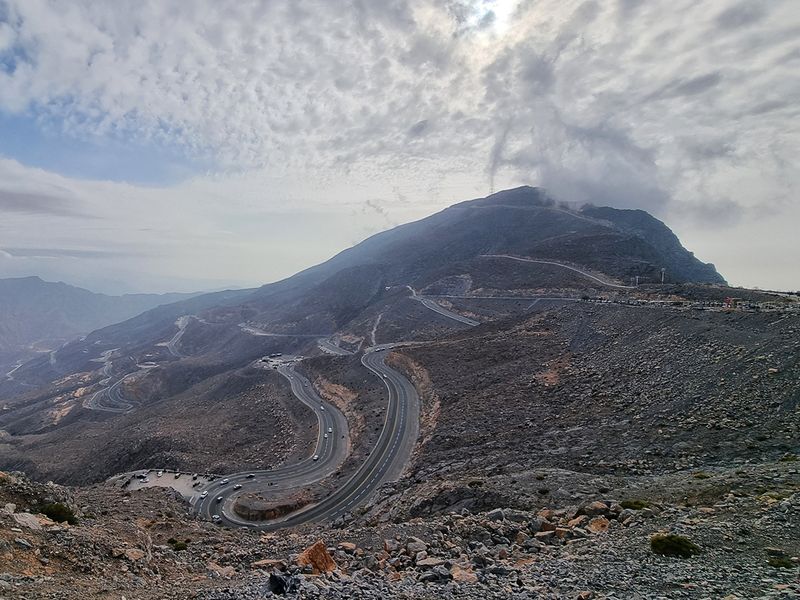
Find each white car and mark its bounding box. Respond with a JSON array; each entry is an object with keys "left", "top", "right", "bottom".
[
  {"left": 324, "top": 434, "right": 328, "bottom": 439},
  {"left": 221, "top": 478, "right": 229, "bottom": 485},
  {"left": 216, "top": 496, "right": 224, "bottom": 503},
  {"left": 327, "top": 427, "right": 333, "bottom": 433},
  {"left": 233, "top": 484, "right": 242, "bottom": 490},
  {"left": 200, "top": 491, "right": 208, "bottom": 498},
  {"left": 320, "top": 405, "right": 325, "bottom": 411},
  {"left": 312, "top": 454, "right": 319, "bottom": 461},
  {"left": 157, "top": 470, "right": 163, "bottom": 477},
  {"left": 212, "top": 515, "right": 221, "bottom": 522}
]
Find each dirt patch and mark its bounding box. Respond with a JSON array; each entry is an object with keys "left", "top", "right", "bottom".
[
  {"left": 385, "top": 352, "right": 440, "bottom": 465},
  {"left": 314, "top": 377, "right": 362, "bottom": 454}
]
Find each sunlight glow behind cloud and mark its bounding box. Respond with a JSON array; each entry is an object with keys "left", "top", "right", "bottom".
[{"left": 0, "top": 0, "right": 797, "bottom": 292}]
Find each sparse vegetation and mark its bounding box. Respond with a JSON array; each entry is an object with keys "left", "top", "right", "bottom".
[
  {"left": 620, "top": 499, "right": 649, "bottom": 510},
  {"left": 779, "top": 453, "right": 797, "bottom": 462},
  {"left": 693, "top": 471, "right": 711, "bottom": 479},
  {"left": 39, "top": 502, "right": 78, "bottom": 525},
  {"left": 767, "top": 556, "right": 795, "bottom": 569},
  {"left": 650, "top": 534, "right": 700, "bottom": 558}
]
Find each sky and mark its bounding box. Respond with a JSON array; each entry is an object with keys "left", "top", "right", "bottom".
[{"left": 0, "top": 0, "right": 798, "bottom": 294}]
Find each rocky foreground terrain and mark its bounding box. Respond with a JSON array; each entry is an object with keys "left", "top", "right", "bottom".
[{"left": 0, "top": 459, "right": 797, "bottom": 599}]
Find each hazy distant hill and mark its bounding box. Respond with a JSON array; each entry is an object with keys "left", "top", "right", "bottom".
[{"left": 0, "top": 276, "right": 197, "bottom": 365}]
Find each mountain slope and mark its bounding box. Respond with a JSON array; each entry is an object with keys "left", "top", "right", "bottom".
[
  {"left": 0, "top": 186, "right": 734, "bottom": 484},
  {"left": 0, "top": 276, "right": 199, "bottom": 366}
]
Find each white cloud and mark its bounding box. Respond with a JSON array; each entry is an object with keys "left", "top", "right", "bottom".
[{"left": 0, "top": 0, "right": 797, "bottom": 290}]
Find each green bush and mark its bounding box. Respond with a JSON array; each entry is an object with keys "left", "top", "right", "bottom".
[
  {"left": 620, "top": 499, "right": 649, "bottom": 510},
  {"left": 767, "top": 556, "right": 795, "bottom": 569},
  {"left": 650, "top": 534, "right": 700, "bottom": 558},
  {"left": 39, "top": 502, "right": 77, "bottom": 525},
  {"left": 779, "top": 453, "right": 798, "bottom": 462},
  {"left": 172, "top": 541, "right": 188, "bottom": 551},
  {"left": 692, "top": 472, "right": 711, "bottom": 480}
]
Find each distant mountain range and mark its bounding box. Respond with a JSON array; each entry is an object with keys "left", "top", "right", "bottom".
[{"left": 0, "top": 276, "right": 198, "bottom": 367}]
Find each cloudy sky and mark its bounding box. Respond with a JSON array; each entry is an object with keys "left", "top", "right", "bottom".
[{"left": 0, "top": 0, "right": 797, "bottom": 294}]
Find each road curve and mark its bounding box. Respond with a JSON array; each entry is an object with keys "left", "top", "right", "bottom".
[
  {"left": 405, "top": 285, "right": 481, "bottom": 327},
  {"left": 481, "top": 254, "right": 634, "bottom": 289},
  {"left": 193, "top": 346, "right": 419, "bottom": 530},
  {"left": 192, "top": 360, "right": 350, "bottom": 526}
]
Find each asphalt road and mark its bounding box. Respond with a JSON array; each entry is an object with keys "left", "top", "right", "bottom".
[
  {"left": 481, "top": 254, "right": 634, "bottom": 289},
  {"left": 165, "top": 315, "right": 192, "bottom": 357},
  {"left": 192, "top": 360, "right": 351, "bottom": 527},
  {"left": 192, "top": 346, "right": 419, "bottom": 530}
]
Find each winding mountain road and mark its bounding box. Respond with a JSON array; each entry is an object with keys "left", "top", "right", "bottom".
[
  {"left": 193, "top": 346, "right": 419, "bottom": 529},
  {"left": 481, "top": 254, "right": 634, "bottom": 289}
]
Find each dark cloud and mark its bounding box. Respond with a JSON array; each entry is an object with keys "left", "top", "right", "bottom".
[
  {"left": 660, "top": 72, "right": 723, "bottom": 98},
  {"left": 408, "top": 119, "right": 429, "bottom": 137},
  {"left": 0, "top": 189, "right": 88, "bottom": 218},
  {"left": 715, "top": 1, "right": 768, "bottom": 30},
  {"left": 682, "top": 138, "right": 737, "bottom": 161}
]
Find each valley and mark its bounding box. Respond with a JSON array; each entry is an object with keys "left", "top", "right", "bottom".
[{"left": 0, "top": 187, "right": 797, "bottom": 598}]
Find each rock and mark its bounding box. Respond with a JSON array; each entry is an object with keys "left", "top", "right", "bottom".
[
  {"left": 534, "top": 531, "right": 556, "bottom": 542},
  {"left": 110, "top": 548, "right": 125, "bottom": 559},
  {"left": 419, "top": 565, "right": 452, "bottom": 583},
  {"left": 406, "top": 536, "right": 427, "bottom": 555},
  {"left": 486, "top": 508, "right": 505, "bottom": 521},
  {"left": 296, "top": 540, "right": 336, "bottom": 574},
  {"left": 12, "top": 513, "right": 42, "bottom": 531},
  {"left": 568, "top": 515, "right": 589, "bottom": 528},
  {"left": 540, "top": 521, "right": 558, "bottom": 532},
  {"left": 451, "top": 564, "right": 479, "bottom": 583},
  {"left": 528, "top": 517, "right": 546, "bottom": 533},
  {"left": 13, "top": 538, "right": 32, "bottom": 549},
  {"left": 384, "top": 538, "right": 400, "bottom": 553},
  {"left": 124, "top": 548, "right": 146, "bottom": 562},
  {"left": 268, "top": 572, "right": 300, "bottom": 595},
  {"left": 617, "top": 509, "right": 635, "bottom": 522},
  {"left": 252, "top": 558, "right": 287, "bottom": 570},
  {"left": 207, "top": 561, "right": 236, "bottom": 579},
  {"left": 555, "top": 527, "right": 572, "bottom": 540},
  {"left": 580, "top": 501, "right": 609, "bottom": 517},
  {"left": 587, "top": 516, "right": 610, "bottom": 534},
  {"left": 416, "top": 557, "right": 445, "bottom": 568},
  {"left": 337, "top": 542, "right": 357, "bottom": 553}
]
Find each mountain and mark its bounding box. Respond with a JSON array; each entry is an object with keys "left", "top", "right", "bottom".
[
  {"left": 0, "top": 186, "right": 738, "bottom": 484},
  {"left": 0, "top": 276, "right": 199, "bottom": 370},
  {"left": 0, "top": 187, "right": 796, "bottom": 598}
]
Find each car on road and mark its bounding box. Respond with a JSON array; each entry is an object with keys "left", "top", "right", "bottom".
[
  {"left": 142, "top": 478, "right": 149, "bottom": 483},
  {"left": 327, "top": 427, "right": 333, "bottom": 433},
  {"left": 212, "top": 515, "right": 221, "bottom": 522},
  {"left": 313, "top": 455, "right": 319, "bottom": 461},
  {"left": 246, "top": 473, "right": 255, "bottom": 479},
  {"left": 200, "top": 491, "right": 208, "bottom": 498},
  {"left": 216, "top": 496, "right": 224, "bottom": 503},
  {"left": 192, "top": 473, "right": 198, "bottom": 480},
  {"left": 233, "top": 484, "right": 242, "bottom": 490},
  {"left": 324, "top": 433, "right": 328, "bottom": 439},
  {"left": 220, "top": 478, "right": 229, "bottom": 485},
  {"left": 320, "top": 405, "right": 325, "bottom": 410},
  {"left": 174, "top": 473, "right": 181, "bottom": 479},
  {"left": 157, "top": 470, "right": 163, "bottom": 477}
]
